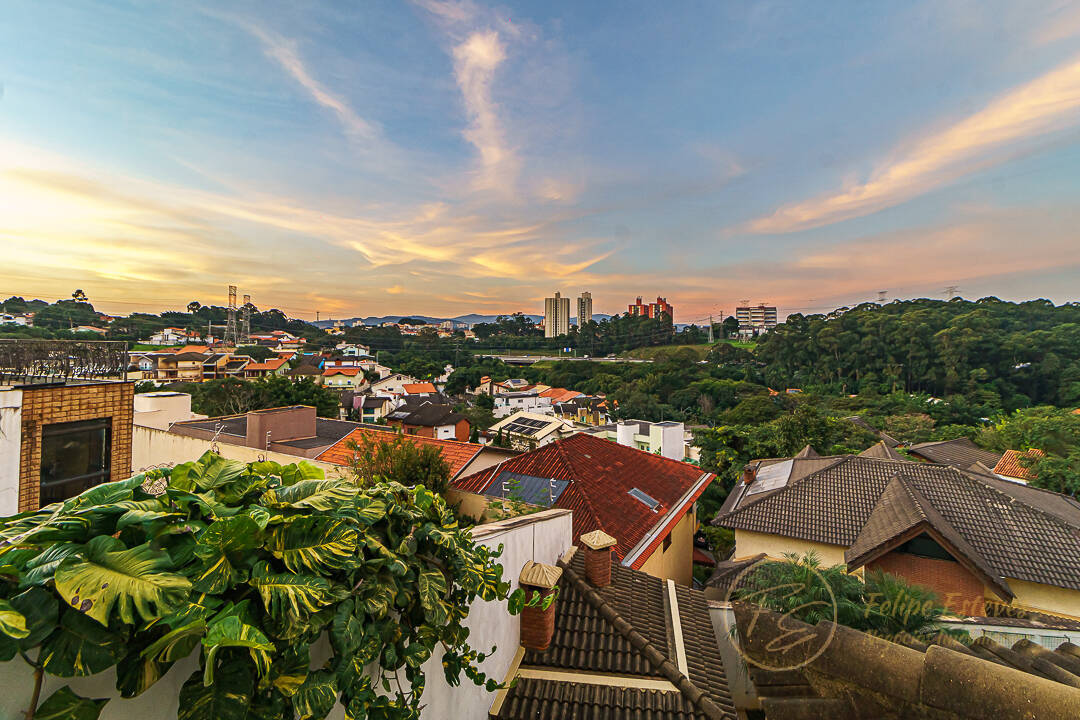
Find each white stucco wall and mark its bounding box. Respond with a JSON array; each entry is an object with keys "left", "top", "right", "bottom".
[
  {"left": 0, "top": 508, "right": 573, "bottom": 720},
  {"left": 0, "top": 388, "right": 23, "bottom": 516}
]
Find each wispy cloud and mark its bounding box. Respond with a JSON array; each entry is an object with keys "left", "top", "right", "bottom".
[
  {"left": 748, "top": 54, "right": 1080, "bottom": 234},
  {"left": 453, "top": 30, "right": 519, "bottom": 192},
  {"left": 235, "top": 20, "right": 377, "bottom": 141}
]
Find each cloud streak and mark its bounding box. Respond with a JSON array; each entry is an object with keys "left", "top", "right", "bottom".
[
  {"left": 238, "top": 21, "right": 377, "bottom": 141},
  {"left": 748, "top": 54, "right": 1080, "bottom": 234}
]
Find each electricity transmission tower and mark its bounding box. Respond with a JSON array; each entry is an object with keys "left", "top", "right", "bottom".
[
  {"left": 241, "top": 294, "right": 252, "bottom": 343},
  {"left": 877, "top": 290, "right": 887, "bottom": 304},
  {"left": 944, "top": 285, "right": 959, "bottom": 301},
  {"left": 224, "top": 285, "right": 239, "bottom": 346}
]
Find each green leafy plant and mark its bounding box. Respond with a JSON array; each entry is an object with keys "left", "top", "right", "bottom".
[
  {"left": 507, "top": 586, "right": 559, "bottom": 615},
  {"left": 0, "top": 451, "right": 511, "bottom": 719}
]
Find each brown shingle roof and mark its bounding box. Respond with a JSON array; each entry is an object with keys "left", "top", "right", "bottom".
[
  {"left": 494, "top": 548, "right": 736, "bottom": 719},
  {"left": 718, "top": 455, "right": 1080, "bottom": 592},
  {"left": 907, "top": 437, "right": 1002, "bottom": 468}
]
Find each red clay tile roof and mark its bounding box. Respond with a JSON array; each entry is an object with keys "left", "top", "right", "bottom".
[
  {"left": 246, "top": 358, "right": 288, "bottom": 371},
  {"left": 539, "top": 387, "right": 584, "bottom": 403},
  {"left": 993, "top": 448, "right": 1045, "bottom": 480},
  {"left": 317, "top": 428, "right": 483, "bottom": 479},
  {"left": 453, "top": 433, "right": 713, "bottom": 567},
  {"left": 402, "top": 382, "right": 437, "bottom": 394},
  {"left": 323, "top": 367, "right": 362, "bottom": 376}
]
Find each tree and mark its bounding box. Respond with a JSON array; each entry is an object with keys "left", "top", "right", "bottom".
[
  {"left": 71, "top": 289, "right": 88, "bottom": 303},
  {"left": 732, "top": 552, "right": 963, "bottom": 642},
  {"left": 237, "top": 345, "right": 275, "bottom": 361},
  {"left": 344, "top": 432, "right": 452, "bottom": 494},
  {"left": 0, "top": 452, "right": 511, "bottom": 719},
  {"left": 979, "top": 407, "right": 1080, "bottom": 497},
  {"left": 187, "top": 301, "right": 201, "bottom": 314}
]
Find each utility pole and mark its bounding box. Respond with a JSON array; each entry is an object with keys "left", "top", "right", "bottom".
[
  {"left": 316, "top": 310, "right": 320, "bottom": 323},
  {"left": 707, "top": 314, "right": 714, "bottom": 343}
]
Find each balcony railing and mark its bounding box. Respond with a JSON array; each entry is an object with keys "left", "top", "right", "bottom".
[{"left": 0, "top": 339, "right": 129, "bottom": 384}]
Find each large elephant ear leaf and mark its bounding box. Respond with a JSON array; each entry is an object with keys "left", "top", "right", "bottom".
[
  {"left": 268, "top": 516, "right": 358, "bottom": 573},
  {"left": 202, "top": 615, "right": 274, "bottom": 685},
  {"left": 21, "top": 543, "right": 85, "bottom": 586},
  {"left": 279, "top": 461, "right": 325, "bottom": 486},
  {"left": 178, "top": 660, "right": 254, "bottom": 720},
  {"left": 12, "top": 587, "right": 58, "bottom": 648},
  {"left": 54, "top": 535, "right": 191, "bottom": 626},
  {"left": 190, "top": 515, "right": 259, "bottom": 593},
  {"left": 40, "top": 610, "right": 125, "bottom": 677},
  {"left": 33, "top": 686, "right": 108, "bottom": 720},
  {"left": 190, "top": 453, "right": 247, "bottom": 492},
  {"left": 260, "top": 479, "right": 357, "bottom": 511},
  {"left": 292, "top": 669, "right": 338, "bottom": 720},
  {"left": 247, "top": 561, "right": 337, "bottom": 624},
  {"left": 0, "top": 598, "right": 28, "bottom": 639}
]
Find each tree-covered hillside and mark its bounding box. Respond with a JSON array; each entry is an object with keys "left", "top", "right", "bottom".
[{"left": 757, "top": 297, "right": 1080, "bottom": 409}]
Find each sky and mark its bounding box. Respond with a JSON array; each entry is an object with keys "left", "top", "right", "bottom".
[{"left": 2, "top": 1, "right": 1080, "bottom": 323}]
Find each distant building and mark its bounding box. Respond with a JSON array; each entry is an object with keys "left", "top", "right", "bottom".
[
  {"left": 576, "top": 291, "right": 593, "bottom": 326},
  {"left": 735, "top": 304, "right": 778, "bottom": 335},
  {"left": 544, "top": 291, "right": 570, "bottom": 338},
  {"left": 627, "top": 296, "right": 673, "bottom": 320}
]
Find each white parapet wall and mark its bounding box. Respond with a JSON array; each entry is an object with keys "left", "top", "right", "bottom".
[
  {"left": 132, "top": 425, "right": 347, "bottom": 478},
  {"left": 0, "top": 387, "right": 24, "bottom": 516},
  {"left": 0, "top": 507, "right": 573, "bottom": 720}
]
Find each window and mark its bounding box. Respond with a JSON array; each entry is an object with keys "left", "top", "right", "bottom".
[
  {"left": 662, "top": 535, "right": 672, "bottom": 552},
  {"left": 40, "top": 418, "right": 112, "bottom": 505}
]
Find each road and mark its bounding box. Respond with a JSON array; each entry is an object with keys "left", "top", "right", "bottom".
[{"left": 476, "top": 354, "right": 653, "bottom": 365}]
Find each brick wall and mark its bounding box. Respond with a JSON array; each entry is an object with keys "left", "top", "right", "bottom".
[
  {"left": 18, "top": 382, "right": 134, "bottom": 511},
  {"left": 868, "top": 550, "right": 986, "bottom": 616}
]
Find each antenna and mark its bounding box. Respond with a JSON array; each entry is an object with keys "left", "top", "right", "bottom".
[
  {"left": 241, "top": 294, "right": 252, "bottom": 343},
  {"left": 944, "top": 286, "right": 959, "bottom": 301},
  {"left": 877, "top": 290, "right": 887, "bottom": 304},
  {"left": 223, "top": 285, "right": 239, "bottom": 346}
]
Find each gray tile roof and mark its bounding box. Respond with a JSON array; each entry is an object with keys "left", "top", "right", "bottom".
[{"left": 717, "top": 455, "right": 1080, "bottom": 592}]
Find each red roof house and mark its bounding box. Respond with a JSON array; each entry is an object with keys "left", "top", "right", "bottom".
[
  {"left": 453, "top": 433, "right": 714, "bottom": 578},
  {"left": 317, "top": 428, "right": 487, "bottom": 480}
]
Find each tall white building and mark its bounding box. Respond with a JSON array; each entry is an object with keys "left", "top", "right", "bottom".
[
  {"left": 544, "top": 291, "right": 571, "bottom": 338},
  {"left": 576, "top": 292, "right": 593, "bottom": 326},
  {"left": 735, "top": 305, "right": 778, "bottom": 335}
]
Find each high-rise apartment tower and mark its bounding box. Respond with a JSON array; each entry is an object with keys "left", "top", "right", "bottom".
[
  {"left": 544, "top": 291, "right": 571, "bottom": 338},
  {"left": 576, "top": 292, "right": 593, "bottom": 326}
]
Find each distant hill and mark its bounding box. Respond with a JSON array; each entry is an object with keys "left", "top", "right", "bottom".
[{"left": 312, "top": 312, "right": 612, "bottom": 329}]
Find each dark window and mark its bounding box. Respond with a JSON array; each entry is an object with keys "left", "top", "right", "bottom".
[
  {"left": 897, "top": 534, "right": 954, "bottom": 561},
  {"left": 40, "top": 418, "right": 112, "bottom": 504},
  {"left": 662, "top": 534, "right": 672, "bottom": 552}
]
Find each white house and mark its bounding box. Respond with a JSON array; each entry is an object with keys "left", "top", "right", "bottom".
[
  {"left": 0, "top": 313, "right": 28, "bottom": 326},
  {"left": 369, "top": 373, "right": 419, "bottom": 397}
]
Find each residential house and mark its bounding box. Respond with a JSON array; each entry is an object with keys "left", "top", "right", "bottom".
[
  {"left": 451, "top": 433, "right": 715, "bottom": 584},
  {"left": 0, "top": 313, "right": 29, "bottom": 326},
  {"left": 287, "top": 364, "right": 324, "bottom": 383},
  {"left": 583, "top": 419, "right": 693, "bottom": 461},
  {"left": 0, "top": 341, "right": 133, "bottom": 513},
  {"left": 714, "top": 447, "right": 1080, "bottom": 618},
  {"left": 322, "top": 368, "right": 369, "bottom": 391},
  {"left": 167, "top": 405, "right": 361, "bottom": 459},
  {"left": 906, "top": 437, "right": 1003, "bottom": 468},
  {"left": 491, "top": 538, "right": 736, "bottom": 719},
  {"left": 155, "top": 351, "right": 207, "bottom": 382},
  {"left": 316, "top": 426, "right": 510, "bottom": 482},
  {"left": 243, "top": 357, "right": 290, "bottom": 378},
  {"left": 73, "top": 325, "right": 108, "bottom": 335},
  {"left": 148, "top": 327, "right": 194, "bottom": 345},
  {"left": 199, "top": 352, "right": 231, "bottom": 380},
  {"left": 485, "top": 411, "right": 576, "bottom": 450},
  {"left": 385, "top": 399, "right": 470, "bottom": 441},
  {"left": 335, "top": 342, "right": 372, "bottom": 357},
  {"left": 133, "top": 391, "right": 205, "bottom": 430},
  {"left": 369, "top": 373, "right": 419, "bottom": 397},
  {"left": 537, "top": 387, "right": 583, "bottom": 405},
  {"left": 402, "top": 381, "right": 438, "bottom": 398},
  {"left": 552, "top": 394, "right": 610, "bottom": 426},
  {"left": 493, "top": 387, "right": 548, "bottom": 418},
  {"left": 354, "top": 395, "right": 394, "bottom": 423}
]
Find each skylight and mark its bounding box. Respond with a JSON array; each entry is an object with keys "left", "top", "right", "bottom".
[{"left": 628, "top": 487, "right": 660, "bottom": 511}]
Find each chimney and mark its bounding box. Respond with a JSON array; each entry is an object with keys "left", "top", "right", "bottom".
[
  {"left": 245, "top": 406, "right": 316, "bottom": 449},
  {"left": 742, "top": 463, "right": 757, "bottom": 485},
  {"left": 518, "top": 561, "right": 562, "bottom": 651},
  {"left": 580, "top": 530, "right": 617, "bottom": 588}
]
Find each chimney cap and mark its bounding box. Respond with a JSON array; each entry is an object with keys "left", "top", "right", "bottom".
[
  {"left": 580, "top": 530, "right": 617, "bottom": 550},
  {"left": 519, "top": 560, "right": 562, "bottom": 589}
]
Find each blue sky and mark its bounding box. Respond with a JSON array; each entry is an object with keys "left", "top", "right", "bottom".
[{"left": 2, "top": 1, "right": 1079, "bottom": 322}]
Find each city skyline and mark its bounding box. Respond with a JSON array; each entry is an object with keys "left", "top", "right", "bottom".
[{"left": 3, "top": 2, "right": 1080, "bottom": 319}]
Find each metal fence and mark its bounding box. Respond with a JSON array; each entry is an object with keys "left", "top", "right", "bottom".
[{"left": 0, "top": 339, "right": 129, "bottom": 383}]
